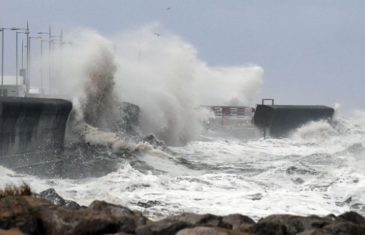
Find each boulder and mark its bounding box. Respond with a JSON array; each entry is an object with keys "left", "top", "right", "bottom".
[
  {"left": 38, "top": 188, "right": 81, "bottom": 209},
  {"left": 222, "top": 214, "right": 255, "bottom": 230},
  {"left": 0, "top": 196, "right": 132, "bottom": 235},
  {"left": 1, "top": 189, "right": 365, "bottom": 235},
  {"left": 254, "top": 214, "right": 334, "bottom": 235},
  {"left": 176, "top": 226, "right": 243, "bottom": 235},
  {"left": 89, "top": 200, "right": 149, "bottom": 227}
]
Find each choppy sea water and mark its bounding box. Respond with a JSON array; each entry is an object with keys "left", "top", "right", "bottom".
[{"left": 1, "top": 114, "right": 365, "bottom": 221}]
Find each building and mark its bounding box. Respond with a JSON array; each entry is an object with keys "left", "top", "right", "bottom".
[{"left": 0, "top": 75, "right": 27, "bottom": 97}]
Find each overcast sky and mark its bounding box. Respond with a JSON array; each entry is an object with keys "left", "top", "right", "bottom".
[{"left": 1, "top": 0, "right": 364, "bottom": 110}]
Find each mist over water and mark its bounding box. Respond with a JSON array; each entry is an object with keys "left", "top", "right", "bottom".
[{"left": 4, "top": 27, "right": 365, "bottom": 220}]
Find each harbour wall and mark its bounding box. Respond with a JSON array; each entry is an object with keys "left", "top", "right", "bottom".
[
  {"left": 0, "top": 97, "right": 72, "bottom": 163},
  {"left": 253, "top": 104, "right": 335, "bottom": 137}
]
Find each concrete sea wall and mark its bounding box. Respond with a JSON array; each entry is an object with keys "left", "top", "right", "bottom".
[
  {"left": 0, "top": 97, "right": 72, "bottom": 160},
  {"left": 253, "top": 104, "right": 335, "bottom": 137}
]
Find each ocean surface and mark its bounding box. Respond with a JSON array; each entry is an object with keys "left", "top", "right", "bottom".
[{"left": 1, "top": 113, "right": 365, "bottom": 221}]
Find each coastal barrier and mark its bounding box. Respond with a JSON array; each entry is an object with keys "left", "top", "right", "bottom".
[
  {"left": 253, "top": 100, "right": 334, "bottom": 137},
  {"left": 0, "top": 97, "right": 72, "bottom": 161}
]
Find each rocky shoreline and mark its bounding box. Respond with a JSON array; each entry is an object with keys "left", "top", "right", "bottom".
[{"left": 0, "top": 188, "right": 364, "bottom": 235}]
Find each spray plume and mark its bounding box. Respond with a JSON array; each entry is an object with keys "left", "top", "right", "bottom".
[{"left": 35, "top": 26, "right": 264, "bottom": 146}]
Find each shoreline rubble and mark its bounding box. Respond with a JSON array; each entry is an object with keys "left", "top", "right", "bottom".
[{"left": 0, "top": 188, "right": 364, "bottom": 235}]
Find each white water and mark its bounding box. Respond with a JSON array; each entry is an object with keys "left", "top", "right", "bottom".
[{"left": 1, "top": 113, "right": 365, "bottom": 221}]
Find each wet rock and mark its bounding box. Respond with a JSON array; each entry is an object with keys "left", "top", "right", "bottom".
[
  {"left": 286, "top": 166, "right": 317, "bottom": 175},
  {"left": 0, "top": 228, "right": 24, "bottom": 235},
  {"left": 90, "top": 200, "right": 135, "bottom": 217},
  {"left": 137, "top": 200, "right": 162, "bottom": 208},
  {"left": 1, "top": 192, "right": 365, "bottom": 235},
  {"left": 336, "top": 197, "right": 352, "bottom": 207},
  {"left": 222, "top": 214, "right": 255, "bottom": 230},
  {"left": 126, "top": 184, "right": 151, "bottom": 191},
  {"left": 166, "top": 213, "right": 231, "bottom": 228},
  {"left": 134, "top": 212, "right": 231, "bottom": 235},
  {"left": 254, "top": 214, "right": 334, "bottom": 235},
  {"left": 89, "top": 200, "right": 149, "bottom": 227},
  {"left": 254, "top": 212, "right": 365, "bottom": 235},
  {"left": 322, "top": 222, "right": 365, "bottom": 235},
  {"left": 176, "top": 226, "right": 240, "bottom": 235},
  {"left": 297, "top": 229, "right": 331, "bottom": 235},
  {"left": 0, "top": 196, "right": 131, "bottom": 235},
  {"left": 105, "top": 233, "right": 134, "bottom": 235},
  {"left": 143, "top": 134, "right": 165, "bottom": 148},
  {"left": 338, "top": 211, "right": 365, "bottom": 224},
  {"left": 0, "top": 196, "right": 41, "bottom": 234},
  {"left": 38, "top": 188, "right": 81, "bottom": 209},
  {"left": 136, "top": 220, "right": 191, "bottom": 235}
]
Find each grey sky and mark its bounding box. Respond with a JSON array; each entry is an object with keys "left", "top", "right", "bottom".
[{"left": 1, "top": 0, "right": 364, "bottom": 110}]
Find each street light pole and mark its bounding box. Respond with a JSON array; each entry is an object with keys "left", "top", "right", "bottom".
[
  {"left": 26, "top": 22, "right": 30, "bottom": 95},
  {"left": 16, "top": 32, "right": 19, "bottom": 86},
  {"left": 15, "top": 30, "right": 27, "bottom": 88},
  {"left": 1, "top": 28, "right": 4, "bottom": 88},
  {"left": 21, "top": 39, "right": 24, "bottom": 69},
  {"left": 1, "top": 27, "right": 24, "bottom": 90},
  {"left": 40, "top": 39, "right": 48, "bottom": 95},
  {"left": 28, "top": 36, "right": 41, "bottom": 94},
  {"left": 38, "top": 27, "right": 53, "bottom": 92}
]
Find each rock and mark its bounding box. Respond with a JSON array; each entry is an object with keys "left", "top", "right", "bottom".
[
  {"left": 176, "top": 226, "right": 241, "bottom": 235},
  {"left": 254, "top": 214, "right": 334, "bottom": 235},
  {"left": 297, "top": 229, "right": 331, "bottom": 235},
  {"left": 0, "top": 196, "right": 41, "bottom": 234},
  {"left": 1, "top": 192, "right": 365, "bottom": 235},
  {"left": 338, "top": 211, "right": 365, "bottom": 224},
  {"left": 38, "top": 188, "right": 81, "bottom": 209},
  {"left": 136, "top": 220, "right": 191, "bottom": 235},
  {"left": 0, "top": 196, "right": 132, "bottom": 235},
  {"left": 254, "top": 212, "right": 365, "bottom": 235},
  {"left": 322, "top": 222, "right": 365, "bottom": 235},
  {"left": 105, "top": 233, "right": 134, "bottom": 235},
  {"left": 166, "top": 213, "right": 231, "bottom": 228},
  {"left": 89, "top": 200, "right": 149, "bottom": 227},
  {"left": 137, "top": 200, "right": 162, "bottom": 208},
  {"left": 142, "top": 134, "right": 165, "bottom": 148},
  {"left": 0, "top": 228, "right": 25, "bottom": 235},
  {"left": 135, "top": 213, "right": 238, "bottom": 235},
  {"left": 286, "top": 166, "right": 317, "bottom": 175},
  {"left": 89, "top": 200, "right": 135, "bottom": 217},
  {"left": 222, "top": 214, "right": 255, "bottom": 230}
]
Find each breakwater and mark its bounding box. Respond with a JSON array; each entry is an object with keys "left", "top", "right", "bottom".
[
  {"left": 1, "top": 188, "right": 365, "bottom": 235},
  {"left": 253, "top": 104, "right": 335, "bottom": 137},
  {"left": 0, "top": 97, "right": 72, "bottom": 164}
]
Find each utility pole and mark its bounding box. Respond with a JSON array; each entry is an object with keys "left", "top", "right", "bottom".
[
  {"left": 1, "top": 28, "right": 4, "bottom": 89},
  {"left": 26, "top": 22, "right": 30, "bottom": 95}
]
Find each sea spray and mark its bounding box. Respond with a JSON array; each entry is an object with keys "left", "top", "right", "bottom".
[
  {"left": 113, "top": 25, "right": 264, "bottom": 145},
  {"left": 36, "top": 26, "right": 263, "bottom": 146},
  {"left": 44, "top": 30, "right": 139, "bottom": 151}
]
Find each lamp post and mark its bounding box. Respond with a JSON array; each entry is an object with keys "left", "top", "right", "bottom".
[
  {"left": 38, "top": 27, "right": 52, "bottom": 93},
  {"left": 0, "top": 27, "right": 27, "bottom": 94},
  {"left": 1, "top": 28, "right": 4, "bottom": 89},
  {"left": 28, "top": 36, "right": 41, "bottom": 94},
  {"left": 40, "top": 39, "right": 49, "bottom": 94},
  {"left": 14, "top": 29, "right": 27, "bottom": 88}
]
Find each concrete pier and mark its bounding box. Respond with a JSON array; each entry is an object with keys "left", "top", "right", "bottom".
[
  {"left": 0, "top": 97, "right": 72, "bottom": 158},
  {"left": 253, "top": 103, "right": 334, "bottom": 137}
]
